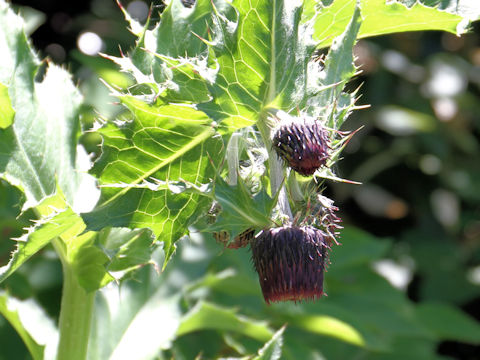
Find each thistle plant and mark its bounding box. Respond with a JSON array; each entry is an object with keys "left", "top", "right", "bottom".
[{"left": 1, "top": 0, "right": 479, "bottom": 359}]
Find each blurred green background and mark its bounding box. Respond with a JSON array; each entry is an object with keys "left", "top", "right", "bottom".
[{"left": 1, "top": 1, "right": 480, "bottom": 359}]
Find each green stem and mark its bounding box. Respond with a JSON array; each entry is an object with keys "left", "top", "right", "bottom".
[
  {"left": 226, "top": 132, "right": 241, "bottom": 186},
  {"left": 288, "top": 172, "right": 304, "bottom": 202},
  {"left": 257, "top": 111, "right": 292, "bottom": 219},
  {"left": 52, "top": 239, "right": 95, "bottom": 360}
]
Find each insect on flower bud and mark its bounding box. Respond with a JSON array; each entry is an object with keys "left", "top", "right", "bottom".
[
  {"left": 214, "top": 228, "right": 255, "bottom": 249},
  {"left": 272, "top": 116, "right": 330, "bottom": 176},
  {"left": 251, "top": 225, "right": 329, "bottom": 304}
]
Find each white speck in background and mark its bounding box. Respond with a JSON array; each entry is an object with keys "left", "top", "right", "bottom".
[{"left": 77, "top": 31, "right": 103, "bottom": 56}]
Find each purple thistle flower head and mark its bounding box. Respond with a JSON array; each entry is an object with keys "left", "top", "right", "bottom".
[
  {"left": 272, "top": 116, "right": 330, "bottom": 176},
  {"left": 251, "top": 225, "right": 329, "bottom": 304}
]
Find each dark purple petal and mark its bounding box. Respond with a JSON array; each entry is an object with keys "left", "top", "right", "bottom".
[{"left": 251, "top": 226, "right": 329, "bottom": 304}]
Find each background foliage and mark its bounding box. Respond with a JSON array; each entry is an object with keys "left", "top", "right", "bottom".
[{"left": 0, "top": 0, "right": 480, "bottom": 359}]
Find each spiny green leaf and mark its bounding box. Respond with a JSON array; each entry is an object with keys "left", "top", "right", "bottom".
[
  {"left": 153, "top": 0, "right": 218, "bottom": 58},
  {"left": 309, "top": 4, "right": 362, "bottom": 128},
  {"left": 123, "top": 0, "right": 321, "bottom": 130},
  {"left": 0, "top": 191, "right": 110, "bottom": 291},
  {"left": 0, "top": 0, "right": 83, "bottom": 209},
  {"left": 312, "top": 0, "right": 477, "bottom": 49},
  {"left": 83, "top": 95, "right": 223, "bottom": 266},
  {"left": 0, "top": 206, "right": 82, "bottom": 284},
  {"left": 93, "top": 0, "right": 480, "bottom": 271},
  {"left": 253, "top": 326, "right": 285, "bottom": 360},
  {"left": 98, "top": 228, "right": 154, "bottom": 275},
  {"left": 199, "top": 0, "right": 318, "bottom": 130},
  {"left": 207, "top": 175, "right": 273, "bottom": 239},
  {"left": 396, "top": 0, "right": 480, "bottom": 22},
  {"left": 0, "top": 191, "right": 153, "bottom": 290},
  {"left": 109, "top": 0, "right": 221, "bottom": 91}
]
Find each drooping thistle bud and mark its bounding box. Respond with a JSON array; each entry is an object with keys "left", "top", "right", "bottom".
[
  {"left": 251, "top": 225, "right": 329, "bottom": 304},
  {"left": 214, "top": 228, "right": 255, "bottom": 249},
  {"left": 272, "top": 115, "right": 330, "bottom": 176}
]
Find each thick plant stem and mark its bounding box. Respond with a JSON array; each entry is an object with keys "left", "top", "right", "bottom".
[{"left": 53, "top": 239, "right": 95, "bottom": 360}]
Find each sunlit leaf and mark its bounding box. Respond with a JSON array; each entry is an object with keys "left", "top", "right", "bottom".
[
  {"left": 307, "top": 5, "right": 361, "bottom": 125},
  {"left": 0, "top": 206, "right": 82, "bottom": 284},
  {"left": 0, "top": 291, "right": 57, "bottom": 360},
  {"left": 0, "top": 0, "right": 82, "bottom": 209},
  {"left": 82, "top": 96, "right": 223, "bottom": 266},
  {"left": 291, "top": 314, "right": 365, "bottom": 347},
  {"left": 0, "top": 83, "right": 14, "bottom": 129},
  {"left": 177, "top": 301, "right": 273, "bottom": 342},
  {"left": 311, "top": 0, "right": 478, "bottom": 49}
]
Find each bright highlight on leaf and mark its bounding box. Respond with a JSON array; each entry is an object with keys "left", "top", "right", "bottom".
[{"left": 0, "top": 83, "right": 14, "bottom": 129}]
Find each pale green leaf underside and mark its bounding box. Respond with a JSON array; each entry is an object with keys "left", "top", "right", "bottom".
[
  {"left": 109, "top": 295, "right": 181, "bottom": 360},
  {"left": 0, "top": 292, "right": 46, "bottom": 360},
  {"left": 0, "top": 0, "right": 82, "bottom": 209},
  {"left": 88, "top": 277, "right": 182, "bottom": 360}
]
